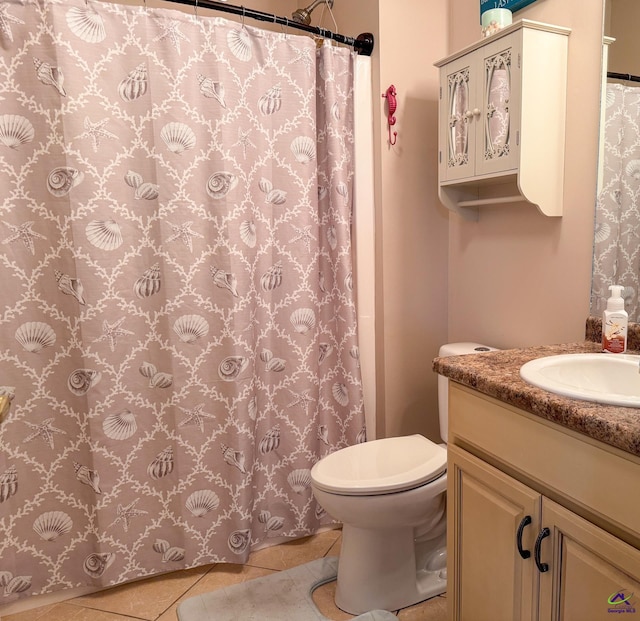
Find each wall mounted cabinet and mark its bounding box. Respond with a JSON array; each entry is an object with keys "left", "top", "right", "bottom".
[
  {"left": 447, "top": 383, "right": 640, "bottom": 620},
  {"left": 434, "top": 20, "right": 570, "bottom": 220}
]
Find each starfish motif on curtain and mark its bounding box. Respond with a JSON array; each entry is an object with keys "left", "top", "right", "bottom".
[
  {"left": 179, "top": 404, "right": 215, "bottom": 433},
  {"left": 153, "top": 20, "right": 190, "bottom": 53},
  {"left": 289, "top": 224, "right": 316, "bottom": 252},
  {"left": 289, "top": 48, "right": 314, "bottom": 76},
  {"left": 111, "top": 499, "right": 148, "bottom": 532},
  {"left": 0, "top": 5, "right": 25, "bottom": 43},
  {"left": 286, "top": 389, "right": 316, "bottom": 414},
  {"left": 93, "top": 318, "right": 135, "bottom": 352},
  {"left": 2, "top": 221, "right": 47, "bottom": 255},
  {"left": 165, "top": 221, "right": 204, "bottom": 252},
  {"left": 23, "top": 418, "right": 67, "bottom": 449},
  {"left": 233, "top": 128, "right": 256, "bottom": 158},
  {"left": 76, "top": 117, "right": 118, "bottom": 152}
]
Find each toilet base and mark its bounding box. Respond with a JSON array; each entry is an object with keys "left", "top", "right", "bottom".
[{"left": 334, "top": 524, "right": 447, "bottom": 615}]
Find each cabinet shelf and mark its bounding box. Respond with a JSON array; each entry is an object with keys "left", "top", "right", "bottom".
[{"left": 435, "top": 20, "right": 570, "bottom": 220}]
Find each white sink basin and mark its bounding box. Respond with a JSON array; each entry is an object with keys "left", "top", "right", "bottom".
[{"left": 519, "top": 353, "right": 640, "bottom": 407}]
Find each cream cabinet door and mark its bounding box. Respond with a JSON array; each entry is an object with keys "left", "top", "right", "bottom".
[
  {"left": 440, "top": 53, "right": 477, "bottom": 182},
  {"left": 538, "top": 498, "right": 640, "bottom": 621},
  {"left": 448, "top": 445, "right": 540, "bottom": 621},
  {"left": 439, "top": 31, "right": 521, "bottom": 183}
]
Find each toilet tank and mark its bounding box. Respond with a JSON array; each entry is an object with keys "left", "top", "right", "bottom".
[{"left": 437, "top": 342, "right": 498, "bottom": 443}]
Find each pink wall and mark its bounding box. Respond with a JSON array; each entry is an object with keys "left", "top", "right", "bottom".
[
  {"left": 332, "top": 1, "right": 450, "bottom": 440},
  {"left": 446, "top": 0, "right": 605, "bottom": 349}
]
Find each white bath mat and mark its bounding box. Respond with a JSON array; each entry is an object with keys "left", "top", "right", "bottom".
[{"left": 177, "top": 556, "right": 397, "bottom": 621}]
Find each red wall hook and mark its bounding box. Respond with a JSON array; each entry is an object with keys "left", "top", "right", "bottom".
[{"left": 382, "top": 84, "right": 398, "bottom": 146}]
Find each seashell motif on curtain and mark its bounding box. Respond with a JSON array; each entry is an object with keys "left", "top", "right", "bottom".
[
  {"left": 67, "top": 369, "right": 101, "bottom": 396},
  {"left": 173, "top": 314, "right": 209, "bottom": 343},
  {"left": 133, "top": 264, "right": 161, "bottom": 299},
  {"left": 221, "top": 443, "right": 247, "bottom": 473},
  {"left": 247, "top": 395, "right": 258, "bottom": 420},
  {"left": 210, "top": 266, "right": 239, "bottom": 297},
  {"left": 138, "top": 364, "right": 173, "bottom": 389},
  {"left": 197, "top": 74, "right": 226, "bottom": 108},
  {"left": 326, "top": 224, "right": 337, "bottom": 250},
  {"left": 85, "top": 219, "right": 123, "bottom": 251},
  {"left": 287, "top": 468, "right": 312, "bottom": 494},
  {"left": 228, "top": 529, "right": 251, "bottom": 554},
  {"left": 290, "top": 308, "right": 315, "bottom": 335},
  {"left": 260, "top": 262, "right": 283, "bottom": 291},
  {"left": 83, "top": 553, "right": 115, "bottom": 579},
  {"left": 227, "top": 28, "right": 252, "bottom": 61},
  {"left": 160, "top": 122, "right": 196, "bottom": 154},
  {"left": 147, "top": 447, "right": 174, "bottom": 480},
  {"left": 594, "top": 222, "right": 611, "bottom": 244},
  {"left": 625, "top": 160, "right": 640, "bottom": 180},
  {"left": 332, "top": 382, "right": 349, "bottom": 407},
  {"left": 318, "top": 342, "right": 333, "bottom": 364},
  {"left": 0, "top": 114, "right": 34, "bottom": 149},
  {"left": 149, "top": 372, "right": 173, "bottom": 388},
  {"left": 33, "top": 511, "right": 73, "bottom": 541},
  {"left": 102, "top": 409, "right": 137, "bottom": 441},
  {"left": 161, "top": 546, "right": 186, "bottom": 563},
  {"left": 290, "top": 136, "right": 316, "bottom": 163},
  {"left": 118, "top": 64, "right": 148, "bottom": 101},
  {"left": 152, "top": 541, "right": 186, "bottom": 563},
  {"left": 0, "top": 465, "right": 18, "bottom": 503},
  {"left": 135, "top": 182, "right": 159, "bottom": 200},
  {"left": 186, "top": 489, "right": 220, "bottom": 517},
  {"left": 258, "top": 425, "right": 280, "bottom": 454},
  {"left": 74, "top": 462, "right": 102, "bottom": 494},
  {"left": 317, "top": 425, "right": 329, "bottom": 445},
  {"left": 15, "top": 321, "right": 56, "bottom": 353},
  {"left": 258, "top": 84, "right": 282, "bottom": 115},
  {"left": 206, "top": 172, "right": 238, "bottom": 199},
  {"left": 218, "top": 356, "right": 249, "bottom": 381},
  {"left": 47, "top": 167, "right": 83, "bottom": 197},
  {"left": 33, "top": 58, "right": 66, "bottom": 96},
  {"left": 55, "top": 270, "right": 86, "bottom": 304},
  {"left": 344, "top": 271, "right": 353, "bottom": 291},
  {"left": 66, "top": 6, "right": 107, "bottom": 43},
  {"left": 239, "top": 220, "right": 257, "bottom": 248},
  {"left": 1, "top": 575, "right": 32, "bottom": 595},
  {"left": 350, "top": 345, "right": 360, "bottom": 368}
]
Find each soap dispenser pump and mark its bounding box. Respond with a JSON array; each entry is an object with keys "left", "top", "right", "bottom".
[{"left": 602, "top": 285, "right": 628, "bottom": 353}]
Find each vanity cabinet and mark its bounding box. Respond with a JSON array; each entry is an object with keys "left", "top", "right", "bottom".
[
  {"left": 447, "top": 383, "right": 640, "bottom": 621},
  {"left": 434, "top": 20, "right": 570, "bottom": 220}
]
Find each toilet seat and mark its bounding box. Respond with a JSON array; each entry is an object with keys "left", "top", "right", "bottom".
[{"left": 311, "top": 434, "right": 447, "bottom": 496}]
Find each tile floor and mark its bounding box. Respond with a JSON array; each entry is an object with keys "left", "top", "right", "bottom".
[{"left": 2, "top": 529, "right": 448, "bottom": 621}]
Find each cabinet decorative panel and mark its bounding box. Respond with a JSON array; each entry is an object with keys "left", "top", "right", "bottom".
[
  {"left": 435, "top": 20, "right": 570, "bottom": 219},
  {"left": 484, "top": 49, "right": 511, "bottom": 161},
  {"left": 447, "top": 68, "right": 471, "bottom": 169}
]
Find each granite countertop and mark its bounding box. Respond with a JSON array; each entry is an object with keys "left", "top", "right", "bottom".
[{"left": 432, "top": 327, "right": 640, "bottom": 459}]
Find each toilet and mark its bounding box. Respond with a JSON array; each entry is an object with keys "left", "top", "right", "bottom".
[{"left": 310, "top": 342, "right": 496, "bottom": 615}]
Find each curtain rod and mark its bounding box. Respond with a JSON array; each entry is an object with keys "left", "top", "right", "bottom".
[
  {"left": 159, "top": 0, "right": 374, "bottom": 55},
  {"left": 607, "top": 71, "right": 640, "bottom": 83}
]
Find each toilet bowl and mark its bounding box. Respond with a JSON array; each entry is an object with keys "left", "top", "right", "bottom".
[{"left": 310, "top": 342, "right": 496, "bottom": 615}]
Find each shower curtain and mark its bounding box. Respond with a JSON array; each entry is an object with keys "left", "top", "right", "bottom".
[
  {"left": 592, "top": 82, "right": 640, "bottom": 321},
  {"left": 0, "top": 0, "right": 365, "bottom": 604}
]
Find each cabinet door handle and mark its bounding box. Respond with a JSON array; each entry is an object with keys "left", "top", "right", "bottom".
[
  {"left": 534, "top": 527, "right": 551, "bottom": 573},
  {"left": 516, "top": 515, "right": 532, "bottom": 559}
]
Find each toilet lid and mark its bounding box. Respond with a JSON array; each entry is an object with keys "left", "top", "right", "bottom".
[{"left": 310, "top": 434, "right": 447, "bottom": 495}]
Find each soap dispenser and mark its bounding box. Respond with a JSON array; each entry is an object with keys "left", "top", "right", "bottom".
[{"left": 602, "top": 285, "right": 628, "bottom": 353}]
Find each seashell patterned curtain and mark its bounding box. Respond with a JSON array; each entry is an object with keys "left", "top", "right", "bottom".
[
  {"left": 0, "top": 0, "right": 365, "bottom": 605},
  {"left": 591, "top": 83, "right": 640, "bottom": 321}
]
